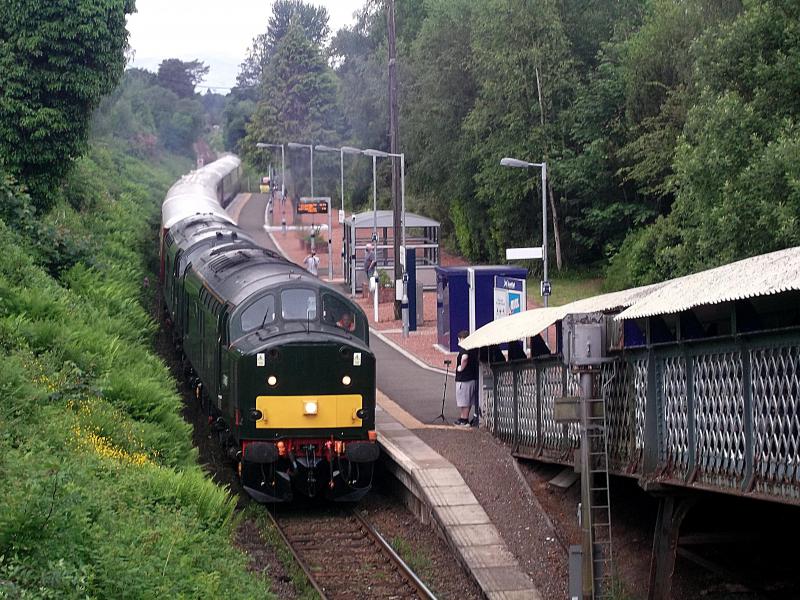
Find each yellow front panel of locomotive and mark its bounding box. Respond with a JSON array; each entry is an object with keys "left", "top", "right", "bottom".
[{"left": 254, "top": 395, "right": 363, "bottom": 429}]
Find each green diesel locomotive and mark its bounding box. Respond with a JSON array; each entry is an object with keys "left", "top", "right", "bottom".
[{"left": 160, "top": 156, "right": 379, "bottom": 502}]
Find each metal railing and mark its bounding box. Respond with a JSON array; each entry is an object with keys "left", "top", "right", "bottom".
[{"left": 484, "top": 331, "right": 800, "bottom": 504}]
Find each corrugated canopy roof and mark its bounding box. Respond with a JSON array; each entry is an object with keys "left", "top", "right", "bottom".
[
  {"left": 459, "top": 282, "right": 665, "bottom": 350},
  {"left": 459, "top": 247, "right": 800, "bottom": 350},
  {"left": 459, "top": 306, "right": 566, "bottom": 350},
  {"left": 350, "top": 210, "right": 439, "bottom": 229},
  {"left": 616, "top": 246, "right": 800, "bottom": 320}
]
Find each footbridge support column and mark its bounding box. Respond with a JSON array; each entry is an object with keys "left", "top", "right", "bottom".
[{"left": 647, "top": 493, "right": 698, "bottom": 600}]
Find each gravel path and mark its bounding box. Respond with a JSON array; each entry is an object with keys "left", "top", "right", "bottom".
[{"left": 415, "top": 428, "right": 568, "bottom": 599}]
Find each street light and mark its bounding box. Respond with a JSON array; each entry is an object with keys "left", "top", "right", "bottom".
[
  {"left": 287, "top": 142, "right": 314, "bottom": 197},
  {"left": 500, "top": 156, "right": 549, "bottom": 307},
  {"left": 315, "top": 145, "right": 363, "bottom": 280},
  {"left": 363, "top": 148, "right": 407, "bottom": 335},
  {"left": 256, "top": 142, "right": 286, "bottom": 232},
  {"left": 255, "top": 142, "right": 285, "bottom": 198}
]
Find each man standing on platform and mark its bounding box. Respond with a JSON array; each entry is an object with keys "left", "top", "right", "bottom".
[
  {"left": 364, "top": 243, "right": 377, "bottom": 288},
  {"left": 303, "top": 250, "right": 320, "bottom": 276},
  {"left": 455, "top": 330, "right": 479, "bottom": 427}
]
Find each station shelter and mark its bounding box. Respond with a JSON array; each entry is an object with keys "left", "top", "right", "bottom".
[
  {"left": 436, "top": 265, "right": 528, "bottom": 352},
  {"left": 344, "top": 210, "right": 440, "bottom": 293}
]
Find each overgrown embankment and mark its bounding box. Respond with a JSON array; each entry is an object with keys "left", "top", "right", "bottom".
[{"left": 0, "top": 144, "right": 273, "bottom": 598}]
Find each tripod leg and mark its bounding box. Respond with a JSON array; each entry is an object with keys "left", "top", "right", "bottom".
[
  {"left": 429, "top": 364, "right": 450, "bottom": 425},
  {"left": 439, "top": 365, "right": 449, "bottom": 423}
]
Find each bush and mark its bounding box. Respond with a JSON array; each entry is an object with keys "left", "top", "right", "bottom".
[{"left": 0, "top": 146, "right": 273, "bottom": 598}]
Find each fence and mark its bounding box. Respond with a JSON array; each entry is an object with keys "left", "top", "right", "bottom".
[{"left": 485, "top": 331, "right": 800, "bottom": 505}]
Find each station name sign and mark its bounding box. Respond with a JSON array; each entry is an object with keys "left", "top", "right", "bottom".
[
  {"left": 296, "top": 198, "right": 329, "bottom": 214},
  {"left": 495, "top": 276, "right": 524, "bottom": 292}
]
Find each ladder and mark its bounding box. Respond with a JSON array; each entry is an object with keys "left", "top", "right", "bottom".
[{"left": 586, "top": 397, "right": 614, "bottom": 598}]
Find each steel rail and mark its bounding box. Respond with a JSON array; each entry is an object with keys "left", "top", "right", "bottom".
[
  {"left": 352, "top": 509, "right": 438, "bottom": 600},
  {"left": 266, "top": 506, "right": 437, "bottom": 600},
  {"left": 265, "top": 508, "right": 330, "bottom": 600}
]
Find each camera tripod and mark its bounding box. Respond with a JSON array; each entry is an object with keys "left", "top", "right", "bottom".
[{"left": 429, "top": 359, "right": 452, "bottom": 425}]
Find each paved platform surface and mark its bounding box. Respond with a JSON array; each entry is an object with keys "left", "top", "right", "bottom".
[{"left": 232, "top": 193, "right": 543, "bottom": 599}]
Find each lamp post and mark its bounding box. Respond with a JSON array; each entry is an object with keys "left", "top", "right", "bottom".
[
  {"left": 314, "top": 145, "right": 363, "bottom": 280},
  {"left": 288, "top": 142, "right": 315, "bottom": 253},
  {"left": 500, "top": 157, "right": 549, "bottom": 307},
  {"left": 255, "top": 142, "right": 285, "bottom": 197},
  {"left": 287, "top": 142, "right": 314, "bottom": 196},
  {"left": 255, "top": 142, "right": 285, "bottom": 230},
  {"left": 363, "top": 148, "right": 407, "bottom": 335}
]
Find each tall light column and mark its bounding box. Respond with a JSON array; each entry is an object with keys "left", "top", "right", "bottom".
[
  {"left": 500, "top": 157, "right": 550, "bottom": 307},
  {"left": 255, "top": 142, "right": 285, "bottom": 226},
  {"left": 288, "top": 142, "right": 315, "bottom": 250},
  {"left": 363, "top": 149, "right": 407, "bottom": 334},
  {"left": 341, "top": 146, "right": 363, "bottom": 281}
]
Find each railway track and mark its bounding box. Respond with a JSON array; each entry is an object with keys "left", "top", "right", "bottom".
[{"left": 268, "top": 506, "right": 438, "bottom": 600}]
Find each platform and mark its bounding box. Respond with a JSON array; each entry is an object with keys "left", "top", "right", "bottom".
[{"left": 376, "top": 401, "right": 542, "bottom": 599}]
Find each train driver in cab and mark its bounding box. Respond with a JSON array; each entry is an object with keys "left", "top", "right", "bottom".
[{"left": 336, "top": 311, "right": 356, "bottom": 332}]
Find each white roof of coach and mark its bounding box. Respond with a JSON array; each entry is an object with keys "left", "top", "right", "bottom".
[{"left": 161, "top": 155, "right": 241, "bottom": 229}]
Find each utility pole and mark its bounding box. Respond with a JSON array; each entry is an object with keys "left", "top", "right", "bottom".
[{"left": 387, "top": 0, "right": 402, "bottom": 319}]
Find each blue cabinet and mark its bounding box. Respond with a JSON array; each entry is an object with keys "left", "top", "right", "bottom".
[{"left": 436, "top": 265, "right": 528, "bottom": 351}]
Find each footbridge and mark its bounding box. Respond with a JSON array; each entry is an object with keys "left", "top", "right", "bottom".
[{"left": 463, "top": 247, "right": 800, "bottom": 597}]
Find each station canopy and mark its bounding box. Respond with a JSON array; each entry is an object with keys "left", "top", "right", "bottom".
[
  {"left": 350, "top": 210, "right": 439, "bottom": 229},
  {"left": 615, "top": 246, "right": 800, "bottom": 320},
  {"left": 460, "top": 246, "right": 800, "bottom": 350}
]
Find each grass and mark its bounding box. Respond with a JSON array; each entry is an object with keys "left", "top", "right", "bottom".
[
  {"left": 527, "top": 274, "right": 605, "bottom": 307},
  {"left": 607, "top": 575, "right": 636, "bottom": 600},
  {"left": 390, "top": 536, "right": 435, "bottom": 587},
  {"left": 252, "top": 506, "right": 320, "bottom": 600}
]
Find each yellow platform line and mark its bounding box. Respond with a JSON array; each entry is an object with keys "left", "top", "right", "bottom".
[{"left": 376, "top": 389, "right": 455, "bottom": 430}]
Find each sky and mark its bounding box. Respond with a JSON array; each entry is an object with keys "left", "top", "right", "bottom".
[{"left": 126, "top": 0, "right": 364, "bottom": 93}]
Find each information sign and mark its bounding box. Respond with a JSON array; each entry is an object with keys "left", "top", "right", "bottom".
[
  {"left": 493, "top": 276, "right": 526, "bottom": 321},
  {"left": 296, "top": 197, "right": 329, "bottom": 214}
]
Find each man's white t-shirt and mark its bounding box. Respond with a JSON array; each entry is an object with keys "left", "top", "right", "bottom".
[{"left": 304, "top": 254, "right": 320, "bottom": 276}]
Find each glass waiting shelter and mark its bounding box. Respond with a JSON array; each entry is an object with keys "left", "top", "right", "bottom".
[{"left": 343, "top": 210, "right": 440, "bottom": 293}]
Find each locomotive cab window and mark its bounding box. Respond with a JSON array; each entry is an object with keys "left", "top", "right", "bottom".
[
  {"left": 281, "top": 288, "right": 317, "bottom": 320},
  {"left": 239, "top": 294, "right": 275, "bottom": 333},
  {"left": 322, "top": 293, "right": 365, "bottom": 340}
]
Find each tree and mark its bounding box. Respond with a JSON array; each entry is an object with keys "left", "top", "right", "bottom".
[
  {"left": 156, "top": 59, "right": 209, "bottom": 99},
  {"left": 162, "top": 98, "right": 205, "bottom": 154},
  {"left": 616, "top": 1, "right": 743, "bottom": 211},
  {"left": 461, "top": 0, "right": 579, "bottom": 263},
  {"left": 607, "top": 0, "right": 800, "bottom": 288},
  {"left": 235, "top": 0, "right": 330, "bottom": 90},
  {"left": 242, "top": 21, "right": 343, "bottom": 186},
  {"left": 402, "top": 0, "right": 478, "bottom": 245},
  {"left": 222, "top": 99, "right": 256, "bottom": 152},
  {"left": 0, "top": 0, "right": 134, "bottom": 209}
]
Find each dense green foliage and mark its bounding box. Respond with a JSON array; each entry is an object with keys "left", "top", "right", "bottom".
[
  {"left": 607, "top": 0, "right": 800, "bottom": 287},
  {"left": 157, "top": 58, "right": 210, "bottom": 99},
  {"left": 240, "top": 9, "right": 343, "bottom": 195},
  {"left": 0, "top": 146, "right": 274, "bottom": 598},
  {"left": 0, "top": 5, "right": 274, "bottom": 591},
  {"left": 92, "top": 67, "right": 215, "bottom": 158},
  {"left": 231, "top": 0, "right": 800, "bottom": 288},
  {"left": 0, "top": 0, "right": 134, "bottom": 209}
]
